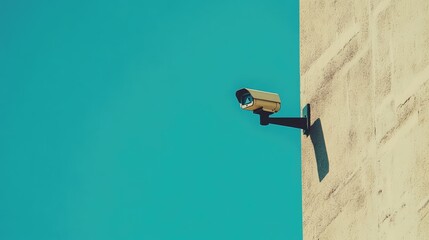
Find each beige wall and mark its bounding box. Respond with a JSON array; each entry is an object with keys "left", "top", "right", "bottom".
[{"left": 300, "top": 0, "right": 429, "bottom": 239}]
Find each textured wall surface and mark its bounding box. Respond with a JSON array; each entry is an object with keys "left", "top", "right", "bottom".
[{"left": 300, "top": 0, "right": 429, "bottom": 239}]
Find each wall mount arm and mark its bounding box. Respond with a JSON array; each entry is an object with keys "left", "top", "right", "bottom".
[{"left": 253, "top": 104, "right": 311, "bottom": 136}]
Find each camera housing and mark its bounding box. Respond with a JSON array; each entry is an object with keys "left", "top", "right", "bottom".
[
  {"left": 235, "top": 88, "right": 281, "bottom": 113},
  {"left": 235, "top": 87, "right": 311, "bottom": 136}
]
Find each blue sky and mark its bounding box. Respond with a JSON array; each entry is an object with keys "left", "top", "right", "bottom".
[{"left": 0, "top": 0, "right": 301, "bottom": 239}]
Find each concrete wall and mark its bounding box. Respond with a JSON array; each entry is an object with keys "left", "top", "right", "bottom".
[{"left": 300, "top": 0, "right": 429, "bottom": 239}]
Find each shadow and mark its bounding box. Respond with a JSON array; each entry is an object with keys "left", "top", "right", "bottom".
[{"left": 310, "top": 118, "right": 329, "bottom": 181}]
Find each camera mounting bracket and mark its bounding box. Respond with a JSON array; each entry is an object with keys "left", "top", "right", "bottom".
[{"left": 253, "top": 104, "right": 311, "bottom": 136}]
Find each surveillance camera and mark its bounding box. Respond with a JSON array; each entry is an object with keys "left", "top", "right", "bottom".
[
  {"left": 235, "top": 88, "right": 281, "bottom": 113},
  {"left": 235, "top": 87, "right": 311, "bottom": 136}
]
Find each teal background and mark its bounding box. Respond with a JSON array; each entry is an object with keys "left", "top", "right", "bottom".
[{"left": 0, "top": 0, "right": 301, "bottom": 239}]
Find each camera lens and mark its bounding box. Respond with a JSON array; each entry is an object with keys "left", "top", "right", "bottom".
[{"left": 241, "top": 93, "right": 253, "bottom": 105}]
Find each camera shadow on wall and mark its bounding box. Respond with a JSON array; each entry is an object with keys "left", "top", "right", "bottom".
[{"left": 310, "top": 118, "right": 329, "bottom": 181}]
